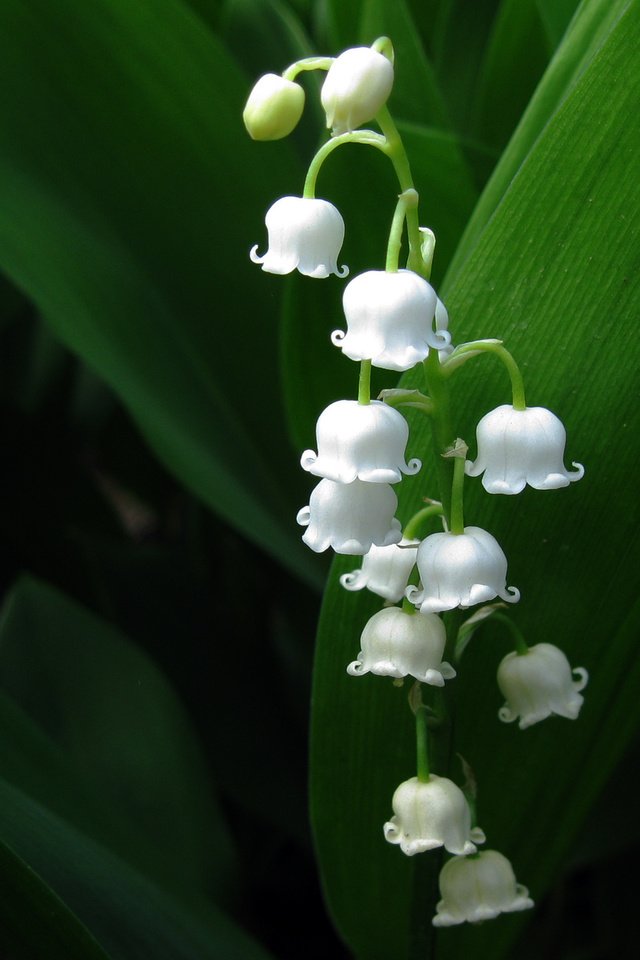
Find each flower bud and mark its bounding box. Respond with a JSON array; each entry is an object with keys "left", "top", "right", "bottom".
[
  {"left": 321, "top": 47, "right": 394, "bottom": 134},
  {"left": 242, "top": 73, "right": 305, "bottom": 140}
]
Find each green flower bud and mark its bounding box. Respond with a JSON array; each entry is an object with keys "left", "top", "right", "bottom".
[{"left": 243, "top": 74, "right": 305, "bottom": 140}]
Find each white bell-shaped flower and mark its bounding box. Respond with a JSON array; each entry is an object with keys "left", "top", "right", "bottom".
[
  {"left": 433, "top": 850, "right": 534, "bottom": 927},
  {"left": 340, "top": 538, "right": 419, "bottom": 602},
  {"left": 497, "top": 643, "right": 588, "bottom": 729},
  {"left": 406, "top": 526, "right": 520, "bottom": 614},
  {"left": 347, "top": 607, "right": 455, "bottom": 686},
  {"left": 301, "top": 399, "right": 420, "bottom": 484},
  {"left": 384, "top": 775, "right": 486, "bottom": 857},
  {"left": 242, "top": 74, "right": 305, "bottom": 140},
  {"left": 332, "top": 270, "right": 450, "bottom": 371},
  {"left": 296, "top": 478, "right": 401, "bottom": 555},
  {"left": 466, "top": 404, "right": 584, "bottom": 495},
  {"left": 321, "top": 47, "right": 394, "bottom": 134},
  {"left": 250, "top": 196, "right": 348, "bottom": 278}
]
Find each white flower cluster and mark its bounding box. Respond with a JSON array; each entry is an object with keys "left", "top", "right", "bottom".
[{"left": 245, "top": 38, "right": 586, "bottom": 930}]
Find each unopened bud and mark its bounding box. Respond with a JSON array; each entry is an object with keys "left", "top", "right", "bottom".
[
  {"left": 321, "top": 47, "right": 394, "bottom": 135},
  {"left": 243, "top": 74, "right": 305, "bottom": 140}
]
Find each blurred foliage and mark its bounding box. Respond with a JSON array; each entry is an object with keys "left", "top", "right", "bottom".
[{"left": 0, "top": 0, "right": 638, "bottom": 958}]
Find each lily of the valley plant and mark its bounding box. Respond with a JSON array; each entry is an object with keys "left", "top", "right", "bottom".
[{"left": 244, "top": 38, "right": 586, "bottom": 930}]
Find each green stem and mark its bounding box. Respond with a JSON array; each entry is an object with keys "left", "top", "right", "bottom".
[
  {"left": 449, "top": 454, "right": 466, "bottom": 535},
  {"left": 386, "top": 189, "right": 418, "bottom": 272},
  {"left": 443, "top": 340, "right": 526, "bottom": 410},
  {"left": 282, "top": 57, "right": 334, "bottom": 82},
  {"left": 358, "top": 360, "right": 372, "bottom": 405},
  {"left": 416, "top": 701, "right": 430, "bottom": 782},
  {"left": 303, "top": 130, "right": 387, "bottom": 198},
  {"left": 374, "top": 106, "right": 427, "bottom": 278},
  {"left": 403, "top": 503, "right": 444, "bottom": 541},
  {"left": 422, "top": 350, "right": 456, "bottom": 526},
  {"left": 491, "top": 611, "right": 529, "bottom": 656}
]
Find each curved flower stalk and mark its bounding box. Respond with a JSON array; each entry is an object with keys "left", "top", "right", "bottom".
[
  {"left": 347, "top": 606, "right": 455, "bottom": 686},
  {"left": 250, "top": 196, "right": 348, "bottom": 278},
  {"left": 321, "top": 46, "right": 394, "bottom": 134},
  {"left": 296, "top": 478, "right": 402, "bottom": 554},
  {"left": 332, "top": 270, "right": 450, "bottom": 371},
  {"left": 433, "top": 850, "right": 533, "bottom": 926},
  {"left": 340, "top": 538, "right": 419, "bottom": 602},
  {"left": 466, "top": 404, "right": 584, "bottom": 494},
  {"left": 384, "top": 775, "right": 486, "bottom": 856},
  {"left": 407, "top": 526, "right": 520, "bottom": 613},
  {"left": 497, "top": 642, "right": 588, "bottom": 729},
  {"left": 301, "top": 399, "right": 421, "bottom": 484}
]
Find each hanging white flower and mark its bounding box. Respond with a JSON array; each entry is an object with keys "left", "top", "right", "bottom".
[
  {"left": 321, "top": 47, "right": 394, "bottom": 135},
  {"left": 384, "top": 775, "right": 486, "bottom": 857},
  {"left": 497, "top": 642, "right": 588, "bottom": 729},
  {"left": 433, "top": 850, "right": 534, "bottom": 927},
  {"left": 406, "top": 526, "right": 520, "bottom": 614},
  {"left": 331, "top": 270, "right": 450, "bottom": 371},
  {"left": 465, "top": 404, "right": 584, "bottom": 494},
  {"left": 242, "top": 74, "right": 305, "bottom": 141},
  {"left": 250, "top": 196, "right": 348, "bottom": 278},
  {"left": 347, "top": 607, "right": 455, "bottom": 686},
  {"left": 296, "top": 478, "right": 401, "bottom": 555},
  {"left": 340, "top": 538, "right": 419, "bottom": 602},
  {"left": 300, "top": 399, "right": 421, "bottom": 484}
]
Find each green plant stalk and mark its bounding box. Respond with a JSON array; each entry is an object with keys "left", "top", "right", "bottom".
[
  {"left": 403, "top": 503, "right": 444, "bottom": 540},
  {"left": 358, "top": 360, "right": 372, "bottom": 405},
  {"left": 444, "top": 340, "right": 527, "bottom": 410},
  {"left": 423, "top": 349, "right": 456, "bottom": 526},
  {"left": 415, "top": 701, "right": 430, "bottom": 783},
  {"left": 375, "top": 106, "right": 427, "bottom": 278},
  {"left": 449, "top": 454, "right": 466, "bottom": 535},
  {"left": 491, "top": 611, "right": 530, "bottom": 655},
  {"left": 303, "top": 130, "right": 387, "bottom": 198}
]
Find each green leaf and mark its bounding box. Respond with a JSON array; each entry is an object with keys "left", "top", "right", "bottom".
[
  {"left": 0, "top": 575, "right": 235, "bottom": 910},
  {"left": 448, "top": 0, "right": 633, "bottom": 280},
  {"left": 0, "top": 0, "right": 321, "bottom": 585},
  {"left": 310, "top": 3, "right": 640, "bottom": 958},
  {"left": 0, "top": 834, "right": 112, "bottom": 960},
  {"left": 468, "top": 0, "right": 550, "bottom": 151},
  {"left": 0, "top": 775, "right": 275, "bottom": 960}
]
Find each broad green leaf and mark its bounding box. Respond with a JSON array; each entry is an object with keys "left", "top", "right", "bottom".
[
  {"left": 469, "top": 0, "right": 549, "bottom": 151},
  {"left": 448, "top": 0, "right": 633, "bottom": 280},
  {"left": 0, "top": 576, "right": 235, "bottom": 910},
  {"left": 419, "top": 0, "right": 503, "bottom": 135},
  {"left": 535, "top": 0, "right": 582, "bottom": 49},
  {"left": 0, "top": 0, "right": 322, "bottom": 585},
  {"left": 310, "top": 4, "right": 640, "bottom": 959},
  {"left": 0, "top": 834, "right": 111, "bottom": 960},
  {"left": 0, "top": 775, "right": 275, "bottom": 960}
]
